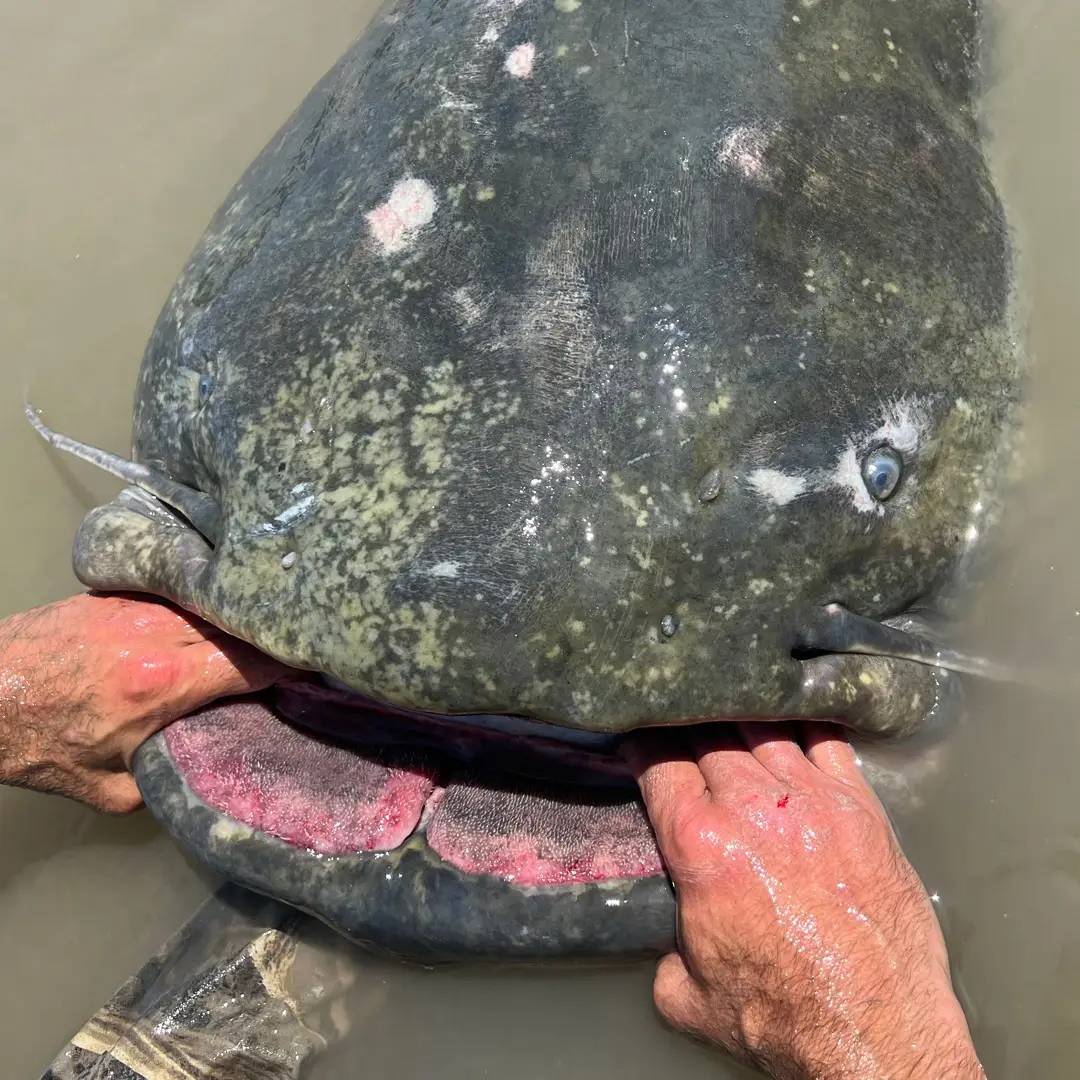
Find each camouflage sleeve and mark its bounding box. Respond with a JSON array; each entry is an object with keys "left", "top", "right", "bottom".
[{"left": 42, "top": 886, "right": 351, "bottom": 1080}]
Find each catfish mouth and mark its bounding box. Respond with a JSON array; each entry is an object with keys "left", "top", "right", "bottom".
[
  {"left": 133, "top": 608, "right": 964, "bottom": 959},
  {"left": 166, "top": 681, "right": 660, "bottom": 885},
  {"left": 137, "top": 683, "right": 681, "bottom": 959}
]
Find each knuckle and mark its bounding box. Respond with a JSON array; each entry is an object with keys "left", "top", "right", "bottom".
[
  {"left": 653, "top": 964, "right": 690, "bottom": 1024},
  {"left": 59, "top": 711, "right": 98, "bottom": 754},
  {"left": 118, "top": 650, "right": 187, "bottom": 705},
  {"left": 103, "top": 790, "right": 144, "bottom": 815}
]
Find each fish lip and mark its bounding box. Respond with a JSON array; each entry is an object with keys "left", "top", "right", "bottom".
[
  {"left": 286, "top": 604, "right": 967, "bottom": 753},
  {"left": 296, "top": 679, "right": 818, "bottom": 746},
  {"left": 274, "top": 681, "right": 635, "bottom": 788},
  {"left": 304, "top": 677, "right": 627, "bottom": 753}
]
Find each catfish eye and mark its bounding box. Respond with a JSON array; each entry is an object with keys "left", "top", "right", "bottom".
[
  {"left": 198, "top": 374, "right": 213, "bottom": 400},
  {"left": 861, "top": 446, "right": 902, "bottom": 501}
]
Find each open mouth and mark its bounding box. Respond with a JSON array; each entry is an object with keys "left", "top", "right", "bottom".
[
  {"left": 135, "top": 683, "right": 680, "bottom": 960},
  {"left": 133, "top": 607, "right": 965, "bottom": 960},
  {"left": 167, "top": 683, "right": 662, "bottom": 884}
]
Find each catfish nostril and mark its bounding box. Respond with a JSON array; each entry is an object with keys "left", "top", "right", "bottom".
[{"left": 696, "top": 466, "right": 724, "bottom": 503}]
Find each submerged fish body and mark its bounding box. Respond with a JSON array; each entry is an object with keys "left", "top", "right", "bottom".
[{"left": 58, "top": 0, "right": 1018, "bottom": 957}]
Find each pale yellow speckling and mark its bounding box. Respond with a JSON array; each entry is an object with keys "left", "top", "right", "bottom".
[
  {"left": 211, "top": 818, "right": 256, "bottom": 844},
  {"left": 707, "top": 392, "right": 731, "bottom": 416}
]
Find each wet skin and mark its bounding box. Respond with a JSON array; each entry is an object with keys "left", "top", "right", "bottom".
[
  {"left": 34, "top": 0, "right": 1020, "bottom": 957},
  {"left": 0, "top": 594, "right": 284, "bottom": 812},
  {"left": 629, "top": 724, "right": 984, "bottom": 1078}
]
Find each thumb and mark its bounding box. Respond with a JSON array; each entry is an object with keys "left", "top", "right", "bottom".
[
  {"left": 652, "top": 952, "right": 705, "bottom": 1033},
  {"left": 182, "top": 638, "right": 292, "bottom": 705},
  {"left": 118, "top": 639, "right": 291, "bottom": 767}
]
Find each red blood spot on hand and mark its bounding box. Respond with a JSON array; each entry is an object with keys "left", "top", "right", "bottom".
[{"left": 776, "top": 794, "right": 790, "bottom": 809}]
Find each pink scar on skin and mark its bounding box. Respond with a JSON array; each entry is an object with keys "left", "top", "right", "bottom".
[
  {"left": 365, "top": 176, "right": 437, "bottom": 255},
  {"left": 715, "top": 121, "right": 779, "bottom": 185},
  {"left": 504, "top": 42, "right": 536, "bottom": 79}
]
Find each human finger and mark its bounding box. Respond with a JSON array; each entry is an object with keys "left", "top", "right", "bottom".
[
  {"left": 94, "top": 772, "right": 145, "bottom": 814},
  {"left": 686, "top": 723, "right": 768, "bottom": 796},
  {"left": 652, "top": 952, "right": 705, "bottom": 1033},
  {"left": 183, "top": 638, "right": 291, "bottom": 702},
  {"left": 116, "top": 639, "right": 290, "bottom": 766},
  {"left": 738, "top": 721, "right": 818, "bottom": 786},
  {"left": 801, "top": 722, "right": 871, "bottom": 788},
  {"left": 93, "top": 592, "right": 208, "bottom": 640},
  {"left": 624, "top": 733, "right": 709, "bottom": 842}
]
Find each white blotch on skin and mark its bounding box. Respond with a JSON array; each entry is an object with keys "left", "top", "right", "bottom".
[
  {"left": 872, "top": 398, "right": 926, "bottom": 454},
  {"left": 273, "top": 495, "right": 316, "bottom": 527},
  {"left": 831, "top": 444, "right": 877, "bottom": 515},
  {"left": 748, "top": 468, "right": 807, "bottom": 506},
  {"left": 250, "top": 491, "right": 318, "bottom": 537},
  {"left": 505, "top": 42, "right": 536, "bottom": 78},
  {"left": 366, "top": 177, "right": 437, "bottom": 255},
  {"left": 428, "top": 561, "right": 460, "bottom": 578},
  {"left": 449, "top": 286, "right": 486, "bottom": 326},
  {"left": 715, "top": 121, "right": 779, "bottom": 185}
]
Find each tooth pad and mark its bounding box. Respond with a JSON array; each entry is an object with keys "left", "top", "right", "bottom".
[
  {"left": 426, "top": 781, "right": 663, "bottom": 885},
  {"left": 164, "top": 701, "right": 661, "bottom": 884},
  {"left": 166, "top": 703, "right": 437, "bottom": 856}
]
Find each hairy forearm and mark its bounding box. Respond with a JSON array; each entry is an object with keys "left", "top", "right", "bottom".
[
  {"left": 0, "top": 610, "right": 44, "bottom": 778},
  {"left": 744, "top": 987, "right": 984, "bottom": 1080},
  {"left": 768, "top": 1035, "right": 984, "bottom": 1080},
  {"left": 0, "top": 606, "right": 86, "bottom": 793}
]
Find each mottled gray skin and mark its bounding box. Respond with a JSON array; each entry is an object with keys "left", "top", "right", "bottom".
[{"left": 72, "top": 0, "right": 1018, "bottom": 955}]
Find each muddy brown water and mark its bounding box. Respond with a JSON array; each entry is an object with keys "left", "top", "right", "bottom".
[{"left": 1, "top": 2, "right": 1078, "bottom": 1076}]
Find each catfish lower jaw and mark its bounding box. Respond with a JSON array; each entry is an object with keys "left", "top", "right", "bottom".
[{"left": 134, "top": 689, "right": 679, "bottom": 960}]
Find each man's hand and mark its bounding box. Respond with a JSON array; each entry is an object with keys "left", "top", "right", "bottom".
[
  {"left": 0, "top": 593, "right": 289, "bottom": 812},
  {"left": 627, "top": 722, "right": 984, "bottom": 1080}
]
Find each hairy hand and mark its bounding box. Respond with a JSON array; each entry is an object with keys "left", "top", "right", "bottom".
[
  {"left": 627, "top": 722, "right": 983, "bottom": 1080},
  {"left": 0, "top": 593, "right": 288, "bottom": 812}
]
